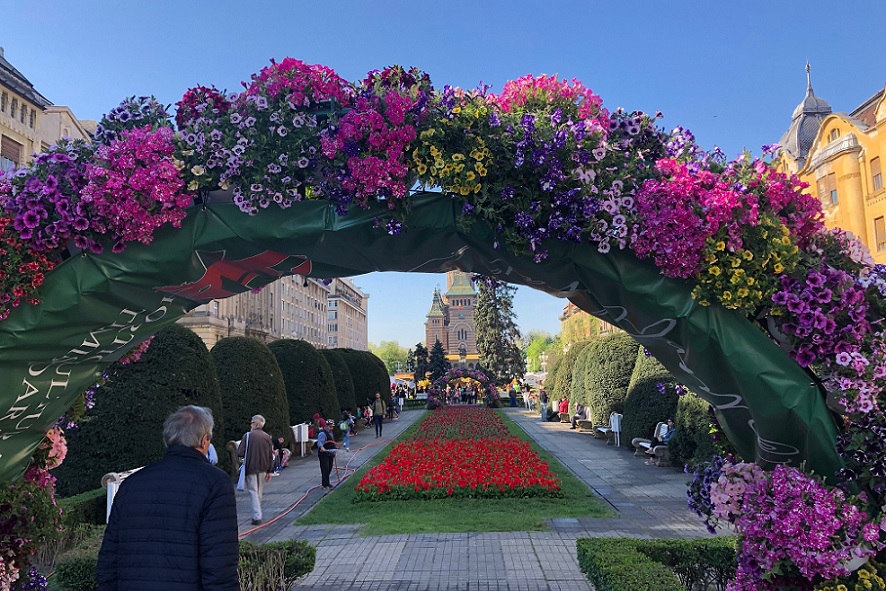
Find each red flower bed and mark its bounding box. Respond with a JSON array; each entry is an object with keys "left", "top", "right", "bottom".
[{"left": 355, "top": 407, "right": 561, "bottom": 500}]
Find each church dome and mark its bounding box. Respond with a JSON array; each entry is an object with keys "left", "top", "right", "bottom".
[{"left": 779, "top": 64, "right": 832, "bottom": 168}]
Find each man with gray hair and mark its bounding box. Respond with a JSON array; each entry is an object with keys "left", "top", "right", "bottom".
[
  {"left": 96, "top": 405, "right": 238, "bottom": 590},
  {"left": 237, "top": 414, "right": 274, "bottom": 525}
]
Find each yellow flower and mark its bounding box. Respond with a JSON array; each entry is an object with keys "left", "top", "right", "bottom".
[
  {"left": 476, "top": 164, "right": 487, "bottom": 177},
  {"left": 715, "top": 241, "right": 726, "bottom": 251},
  {"left": 473, "top": 184, "right": 482, "bottom": 193},
  {"left": 773, "top": 263, "right": 784, "bottom": 273},
  {"left": 420, "top": 129, "right": 435, "bottom": 139},
  {"left": 781, "top": 236, "right": 792, "bottom": 246},
  {"left": 705, "top": 254, "right": 717, "bottom": 264},
  {"left": 721, "top": 291, "right": 733, "bottom": 301},
  {"left": 709, "top": 266, "right": 721, "bottom": 277},
  {"left": 430, "top": 146, "right": 441, "bottom": 157},
  {"left": 416, "top": 163, "right": 428, "bottom": 174},
  {"left": 452, "top": 153, "right": 465, "bottom": 161},
  {"left": 469, "top": 150, "right": 480, "bottom": 160},
  {"left": 459, "top": 186, "right": 470, "bottom": 195},
  {"left": 187, "top": 180, "right": 199, "bottom": 191},
  {"left": 731, "top": 258, "right": 741, "bottom": 268},
  {"left": 190, "top": 165, "right": 205, "bottom": 176},
  {"left": 466, "top": 171, "right": 476, "bottom": 181},
  {"left": 742, "top": 250, "right": 754, "bottom": 261},
  {"left": 737, "top": 288, "right": 749, "bottom": 298},
  {"left": 747, "top": 277, "right": 755, "bottom": 286},
  {"left": 172, "top": 158, "right": 186, "bottom": 171},
  {"left": 452, "top": 106, "right": 461, "bottom": 114}
]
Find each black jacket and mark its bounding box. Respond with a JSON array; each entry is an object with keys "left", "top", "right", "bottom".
[{"left": 96, "top": 444, "right": 239, "bottom": 591}]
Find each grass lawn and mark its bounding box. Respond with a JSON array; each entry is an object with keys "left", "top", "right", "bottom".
[{"left": 296, "top": 409, "right": 613, "bottom": 535}]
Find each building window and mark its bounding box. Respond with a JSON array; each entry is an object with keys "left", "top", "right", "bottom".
[
  {"left": 29, "top": 109, "right": 35, "bottom": 129},
  {"left": 876, "top": 217, "right": 886, "bottom": 252},
  {"left": 10, "top": 98, "right": 17, "bottom": 119},
  {"left": 0, "top": 92, "right": 6, "bottom": 112},
  {"left": 826, "top": 173, "right": 837, "bottom": 204},
  {"left": 19, "top": 104, "right": 25, "bottom": 124},
  {"left": 0, "top": 135, "right": 23, "bottom": 171},
  {"left": 828, "top": 128, "right": 841, "bottom": 142},
  {"left": 872, "top": 157, "right": 883, "bottom": 192}
]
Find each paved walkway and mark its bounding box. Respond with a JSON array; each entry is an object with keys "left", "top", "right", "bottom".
[{"left": 235, "top": 407, "right": 711, "bottom": 590}]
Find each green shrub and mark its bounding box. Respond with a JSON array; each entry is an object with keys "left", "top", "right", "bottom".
[
  {"left": 584, "top": 332, "right": 639, "bottom": 425},
  {"left": 577, "top": 538, "right": 682, "bottom": 591},
  {"left": 669, "top": 393, "right": 718, "bottom": 468},
  {"left": 55, "top": 325, "right": 223, "bottom": 497},
  {"left": 570, "top": 344, "right": 592, "bottom": 407},
  {"left": 268, "top": 339, "right": 339, "bottom": 426},
  {"left": 549, "top": 339, "right": 594, "bottom": 405},
  {"left": 335, "top": 349, "right": 390, "bottom": 406},
  {"left": 634, "top": 537, "right": 737, "bottom": 591},
  {"left": 238, "top": 539, "right": 316, "bottom": 590},
  {"left": 577, "top": 537, "right": 737, "bottom": 591},
  {"left": 59, "top": 488, "right": 106, "bottom": 527},
  {"left": 53, "top": 528, "right": 105, "bottom": 591},
  {"left": 53, "top": 534, "right": 316, "bottom": 591},
  {"left": 621, "top": 348, "right": 680, "bottom": 445},
  {"left": 211, "top": 337, "right": 290, "bottom": 452},
  {"left": 320, "top": 349, "right": 357, "bottom": 412}
]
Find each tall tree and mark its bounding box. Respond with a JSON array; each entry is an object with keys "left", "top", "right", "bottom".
[
  {"left": 428, "top": 338, "right": 451, "bottom": 381},
  {"left": 411, "top": 342, "right": 429, "bottom": 383},
  {"left": 368, "top": 340, "right": 408, "bottom": 375},
  {"left": 475, "top": 278, "right": 526, "bottom": 383},
  {"left": 524, "top": 331, "right": 554, "bottom": 372}
]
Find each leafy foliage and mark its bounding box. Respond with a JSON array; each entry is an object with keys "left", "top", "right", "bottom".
[
  {"left": 411, "top": 342, "right": 429, "bottom": 384},
  {"left": 335, "top": 349, "right": 390, "bottom": 404},
  {"left": 369, "top": 340, "right": 408, "bottom": 375},
  {"left": 548, "top": 339, "right": 593, "bottom": 401},
  {"left": 268, "top": 339, "right": 339, "bottom": 426},
  {"left": 474, "top": 278, "right": 525, "bottom": 383},
  {"left": 621, "top": 348, "right": 681, "bottom": 445},
  {"left": 55, "top": 325, "right": 222, "bottom": 496},
  {"left": 319, "top": 349, "right": 357, "bottom": 413},
  {"left": 583, "top": 332, "right": 639, "bottom": 424},
  {"left": 211, "top": 337, "right": 290, "bottom": 449},
  {"left": 524, "top": 331, "right": 554, "bottom": 372},
  {"left": 237, "top": 539, "right": 316, "bottom": 591},
  {"left": 427, "top": 338, "right": 451, "bottom": 381},
  {"left": 669, "top": 392, "right": 718, "bottom": 469}
]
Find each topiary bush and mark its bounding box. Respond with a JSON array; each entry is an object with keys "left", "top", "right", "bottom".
[
  {"left": 549, "top": 339, "right": 593, "bottom": 404},
  {"left": 268, "top": 339, "right": 339, "bottom": 425},
  {"left": 577, "top": 538, "right": 682, "bottom": 591},
  {"left": 54, "top": 325, "right": 223, "bottom": 497},
  {"left": 211, "top": 337, "right": 290, "bottom": 454},
  {"left": 569, "top": 343, "right": 593, "bottom": 408},
  {"left": 335, "top": 348, "right": 390, "bottom": 406},
  {"left": 669, "top": 392, "right": 718, "bottom": 469},
  {"left": 319, "top": 349, "right": 356, "bottom": 413},
  {"left": 58, "top": 488, "right": 106, "bottom": 528},
  {"left": 621, "top": 348, "right": 681, "bottom": 445},
  {"left": 583, "top": 332, "right": 639, "bottom": 425}
]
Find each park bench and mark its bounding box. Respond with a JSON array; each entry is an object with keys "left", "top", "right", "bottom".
[
  {"left": 593, "top": 412, "right": 623, "bottom": 447},
  {"left": 101, "top": 466, "right": 144, "bottom": 522},
  {"left": 631, "top": 421, "right": 672, "bottom": 467},
  {"left": 559, "top": 412, "right": 571, "bottom": 423}
]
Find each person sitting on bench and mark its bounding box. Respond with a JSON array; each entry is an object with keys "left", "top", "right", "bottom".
[
  {"left": 570, "top": 403, "right": 586, "bottom": 429},
  {"left": 645, "top": 419, "right": 675, "bottom": 465}
]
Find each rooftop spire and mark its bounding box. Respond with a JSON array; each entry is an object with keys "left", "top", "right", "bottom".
[{"left": 806, "top": 59, "right": 812, "bottom": 91}]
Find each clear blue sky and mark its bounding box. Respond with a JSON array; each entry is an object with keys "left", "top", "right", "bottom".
[{"left": 4, "top": 1, "right": 885, "bottom": 347}]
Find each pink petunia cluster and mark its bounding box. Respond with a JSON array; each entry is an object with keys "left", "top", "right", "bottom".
[
  {"left": 243, "top": 57, "right": 353, "bottom": 108},
  {"left": 321, "top": 92, "right": 417, "bottom": 209},
  {"left": 38, "top": 425, "right": 67, "bottom": 470},
  {"left": 491, "top": 74, "right": 609, "bottom": 131},
  {"left": 82, "top": 126, "right": 192, "bottom": 252}
]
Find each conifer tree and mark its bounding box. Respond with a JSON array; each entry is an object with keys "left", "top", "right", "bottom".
[
  {"left": 411, "top": 342, "right": 429, "bottom": 384},
  {"left": 428, "top": 338, "right": 451, "bottom": 381},
  {"left": 475, "top": 277, "right": 526, "bottom": 383}
]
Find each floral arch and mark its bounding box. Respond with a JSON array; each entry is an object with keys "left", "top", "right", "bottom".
[
  {"left": 431, "top": 368, "right": 499, "bottom": 405},
  {"left": 2, "top": 57, "right": 885, "bottom": 589}
]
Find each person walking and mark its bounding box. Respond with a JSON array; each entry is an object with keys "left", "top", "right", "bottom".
[
  {"left": 539, "top": 388, "right": 548, "bottom": 421},
  {"left": 316, "top": 418, "right": 338, "bottom": 489},
  {"left": 96, "top": 405, "right": 239, "bottom": 591},
  {"left": 371, "top": 392, "right": 386, "bottom": 438},
  {"left": 237, "top": 414, "right": 274, "bottom": 525}
]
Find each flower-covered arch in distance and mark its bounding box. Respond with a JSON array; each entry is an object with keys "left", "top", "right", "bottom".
[
  {"left": 0, "top": 59, "right": 861, "bottom": 490},
  {"left": 431, "top": 368, "right": 500, "bottom": 405}
]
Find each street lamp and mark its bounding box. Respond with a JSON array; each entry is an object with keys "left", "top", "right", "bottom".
[
  {"left": 540, "top": 352, "right": 548, "bottom": 373},
  {"left": 458, "top": 343, "right": 467, "bottom": 368}
]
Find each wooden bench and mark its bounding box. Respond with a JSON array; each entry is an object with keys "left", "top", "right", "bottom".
[
  {"left": 593, "top": 412, "right": 623, "bottom": 446},
  {"left": 559, "top": 412, "right": 571, "bottom": 423},
  {"left": 631, "top": 421, "right": 671, "bottom": 466}
]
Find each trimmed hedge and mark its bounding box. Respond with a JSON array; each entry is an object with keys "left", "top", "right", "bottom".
[
  {"left": 211, "top": 337, "right": 290, "bottom": 464},
  {"left": 569, "top": 344, "right": 592, "bottom": 407},
  {"left": 621, "top": 348, "right": 680, "bottom": 446},
  {"left": 549, "top": 339, "right": 594, "bottom": 404},
  {"left": 268, "top": 339, "right": 339, "bottom": 425},
  {"left": 577, "top": 538, "right": 682, "bottom": 591},
  {"left": 54, "top": 534, "right": 316, "bottom": 591},
  {"left": 577, "top": 536, "right": 738, "bottom": 591},
  {"left": 54, "top": 325, "right": 223, "bottom": 497},
  {"left": 319, "top": 349, "right": 357, "bottom": 412},
  {"left": 669, "top": 392, "right": 718, "bottom": 469},
  {"left": 59, "top": 487, "right": 106, "bottom": 528},
  {"left": 335, "top": 348, "right": 390, "bottom": 406},
  {"left": 583, "top": 332, "right": 639, "bottom": 425}
]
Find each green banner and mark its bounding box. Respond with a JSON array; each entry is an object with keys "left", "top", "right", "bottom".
[{"left": 0, "top": 192, "right": 841, "bottom": 482}]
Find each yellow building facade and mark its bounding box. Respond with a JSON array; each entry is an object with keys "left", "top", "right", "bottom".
[{"left": 778, "top": 67, "right": 886, "bottom": 263}]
